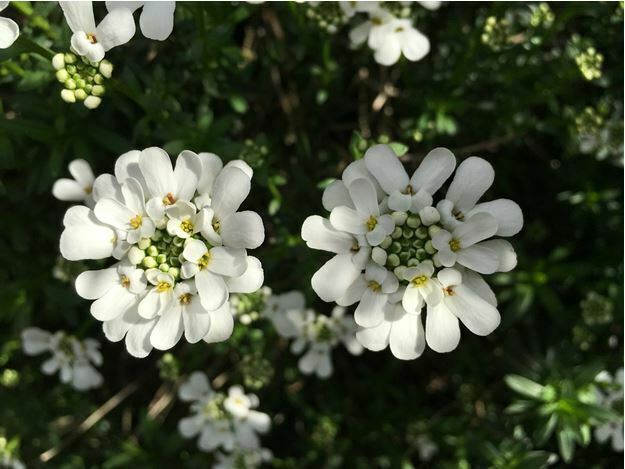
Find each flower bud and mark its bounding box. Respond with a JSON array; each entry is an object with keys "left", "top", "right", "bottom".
[
  {"left": 60, "top": 89, "right": 76, "bottom": 103},
  {"left": 91, "top": 85, "right": 105, "bottom": 97},
  {"left": 168, "top": 267, "right": 180, "bottom": 279},
  {"left": 419, "top": 207, "right": 440, "bottom": 226},
  {"left": 66, "top": 64, "right": 77, "bottom": 74},
  {"left": 416, "top": 248, "right": 427, "bottom": 260},
  {"left": 99, "top": 60, "right": 113, "bottom": 78},
  {"left": 428, "top": 225, "right": 441, "bottom": 237},
  {"left": 371, "top": 247, "right": 387, "bottom": 266},
  {"left": 142, "top": 256, "right": 158, "bottom": 269},
  {"left": 74, "top": 89, "right": 87, "bottom": 101},
  {"left": 156, "top": 254, "right": 168, "bottom": 264},
  {"left": 158, "top": 263, "right": 170, "bottom": 272},
  {"left": 173, "top": 236, "right": 185, "bottom": 247},
  {"left": 407, "top": 258, "right": 419, "bottom": 267},
  {"left": 387, "top": 253, "right": 400, "bottom": 267},
  {"left": 65, "top": 78, "right": 77, "bottom": 90},
  {"left": 402, "top": 227, "right": 414, "bottom": 239},
  {"left": 64, "top": 53, "right": 77, "bottom": 64},
  {"left": 406, "top": 215, "right": 421, "bottom": 229},
  {"left": 391, "top": 211, "right": 408, "bottom": 226},
  {"left": 390, "top": 241, "right": 402, "bottom": 254},
  {"left": 432, "top": 253, "right": 442, "bottom": 268},
  {"left": 393, "top": 265, "right": 406, "bottom": 280},
  {"left": 425, "top": 240, "right": 436, "bottom": 255},
  {"left": 147, "top": 246, "right": 159, "bottom": 257},
  {"left": 380, "top": 236, "right": 392, "bottom": 249},
  {"left": 415, "top": 227, "right": 428, "bottom": 239},
  {"left": 128, "top": 246, "right": 145, "bottom": 265},
  {"left": 138, "top": 238, "right": 151, "bottom": 250},
  {"left": 75, "top": 78, "right": 86, "bottom": 89},
  {"left": 152, "top": 230, "right": 163, "bottom": 241},
  {"left": 84, "top": 96, "right": 102, "bottom": 109},
  {"left": 391, "top": 227, "right": 403, "bottom": 239},
  {"left": 55, "top": 69, "right": 69, "bottom": 83},
  {"left": 52, "top": 53, "right": 65, "bottom": 70}
]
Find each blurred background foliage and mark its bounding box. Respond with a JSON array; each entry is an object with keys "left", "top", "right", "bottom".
[{"left": 0, "top": 1, "right": 623, "bottom": 467}]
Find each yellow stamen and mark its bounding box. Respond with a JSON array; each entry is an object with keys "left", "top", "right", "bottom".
[
  {"left": 453, "top": 209, "right": 464, "bottom": 221},
  {"left": 443, "top": 286, "right": 455, "bottom": 296},
  {"left": 411, "top": 275, "right": 428, "bottom": 287},
  {"left": 86, "top": 33, "right": 97, "bottom": 44},
  {"left": 156, "top": 281, "right": 172, "bottom": 293},
  {"left": 84, "top": 185, "right": 92, "bottom": 194},
  {"left": 130, "top": 214, "right": 143, "bottom": 229},
  {"left": 120, "top": 275, "right": 130, "bottom": 288},
  {"left": 368, "top": 281, "right": 381, "bottom": 292},
  {"left": 449, "top": 239, "right": 461, "bottom": 252},
  {"left": 212, "top": 218, "right": 221, "bottom": 233},
  {"left": 366, "top": 215, "right": 378, "bottom": 232},
  {"left": 198, "top": 252, "right": 211, "bottom": 270},
  {"left": 403, "top": 185, "right": 413, "bottom": 195},
  {"left": 180, "top": 219, "right": 194, "bottom": 233},
  {"left": 395, "top": 26, "right": 405, "bottom": 33},
  {"left": 179, "top": 293, "right": 192, "bottom": 305}
]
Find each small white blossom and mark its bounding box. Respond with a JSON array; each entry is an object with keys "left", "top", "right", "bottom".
[
  {"left": 21, "top": 328, "right": 103, "bottom": 391},
  {"left": 106, "top": 1, "right": 176, "bottom": 41},
  {"left": 52, "top": 159, "right": 96, "bottom": 206},
  {"left": 178, "top": 373, "right": 271, "bottom": 453},
  {"left": 0, "top": 1, "right": 19, "bottom": 49},
  {"left": 594, "top": 368, "right": 624, "bottom": 452}
]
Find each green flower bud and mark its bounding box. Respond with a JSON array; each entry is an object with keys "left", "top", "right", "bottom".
[
  {"left": 380, "top": 236, "right": 392, "bottom": 250},
  {"left": 156, "top": 254, "right": 168, "bottom": 264},
  {"left": 428, "top": 225, "right": 442, "bottom": 237},
  {"left": 75, "top": 78, "right": 87, "bottom": 89},
  {"left": 157, "top": 241, "right": 167, "bottom": 250},
  {"left": 415, "top": 227, "right": 428, "bottom": 239},
  {"left": 85, "top": 84, "right": 93, "bottom": 93},
  {"left": 66, "top": 64, "right": 77, "bottom": 74},
  {"left": 64, "top": 53, "right": 77, "bottom": 64},
  {"left": 93, "top": 73, "right": 104, "bottom": 85},
  {"left": 393, "top": 265, "right": 406, "bottom": 280},
  {"left": 171, "top": 246, "right": 182, "bottom": 256},
  {"left": 91, "top": 85, "right": 105, "bottom": 97},
  {"left": 74, "top": 88, "right": 87, "bottom": 101},
  {"left": 402, "top": 227, "right": 414, "bottom": 239},
  {"left": 391, "top": 211, "right": 408, "bottom": 226},
  {"left": 147, "top": 246, "right": 159, "bottom": 257},
  {"left": 169, "top": 257, "right": 181, "bottom": 267},
  {"left": 52, "top": 53, "right": 65, "bottom": 70},
  {"left": 406, "top": 215, "right": 421, "bottom": 228},
  {"left": 152, "top": 230, "right": 163, "bottom": 241},
  {"left": 390, "top": 241, "right": 402, "bottom": 254},
  {"left": 412, "top": 239, "right": 424, "bottom": 249},
  {"left": 163, "top": 234, "right": 173, "bottom": 243},
  {"left": 399, "top": 252, "right": 410, "bottom": 264},
  {"left": 387, "top": 253, "right": 400, "bottom": 268},
  {"left": 416, "top": 248, "right": 427, "bottom": 260},
  {"left": 138, "top": 238, "right": 151, "bottom": 250},
  {"left": 65, "top": 78, "right": 77, "bottom": 90},
  {"left": 55, "top": 69, "right": 69, "bottom": 83},
  {"left": 391, "top": 227, "right": 403, "bottom": 239},
  {"left": 407, "top": 258, "right": 420, "bottom": 267},
  {"left": 371, "top": 247, "right": 387, "bottom": 265},
  {"left": 128, "top": 246, "right": 145, "bottom": 265},
  {"left": 142, "top": 256, "right": 158, "bottom": 269},
  {"left": 158, "top": 263, "right": 170, "bottom": 272},
  {"left": 173, "top": 236, "right": 185, "bottom": 247},
  {"left": 168, "top": 267, "right": 180, "bottom": 279},
  {"left": 99, "top": 60, "right": 113, "bottom": 78},
  {"left": 87, "top": 67, "right": 97, "bottom": 76},
  {"left": 84, "top": 96, "right": 102, "bottom": 109},
  {"left": 71, "top": 73, "right": 81, "bottom": 81},
  {"left": 60, "top": 89, "right": 76, "bottom": 103},
  {"left": 425, "top": 240, "right": 436, "bottom": 255}
]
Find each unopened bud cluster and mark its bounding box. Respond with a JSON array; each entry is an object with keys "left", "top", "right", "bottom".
[
  {"left": 530, "top": 3, "right": 555, "bottom": 29},
  {"left": 127, "top": 229, "right": 195, "bottom": 280},
  {"left": 306, "top": 2, "right": 348, "bottom": 34},
  {"left": 481, "top": 16, "right": 511, "bottom": 51},
  {"left": 52, "top": 52, "right": 113, "bottom": 109},
  {"left": 373, "top": 210, "right": 441, "bottom": 282}
]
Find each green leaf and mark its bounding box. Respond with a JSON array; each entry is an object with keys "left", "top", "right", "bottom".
[
  {"left": 505, "top": 374, "right": 546, "bottom": 399},
  {"left": 557, "top": 428, "right": 576, "bottom": 463},
  {"left": 389, "top": 142, "right": 409, "bottom": 156}
]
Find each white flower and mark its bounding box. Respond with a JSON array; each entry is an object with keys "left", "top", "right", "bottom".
[
  {"left": 302, "top": 143, "right": 522, "bottom": 359},
  {"left": 436, "top": 156, "right": 524, "bottom": 237},
  {"left": 178, "top": 373, "right": 271, "bottom": 453},
  {"left": 0, "top": 1, "right": 19, "bottom": 49},
  {"left": 52, "top": 159, "right": 96, "bottom": 205},
  {"left": 60, "top": 1, "right": 136, "bottom": 62},
  {"left": 58, "top": 147, "right": 265, "bottom": 357},
  {"left": 214, "top": 447, "right": 273, "bottom": 469},
  {"left": 425, "top": 268, "right": 500, "bottom": 353},
  {"left": 21, "top": 328, "right": 103, "bottom": 391},
  {"left": 106, "top": 1, "right": 176, "bottom": 41},
  {"left": 594, "top": 368, "right": 624, "bottom": 452}
]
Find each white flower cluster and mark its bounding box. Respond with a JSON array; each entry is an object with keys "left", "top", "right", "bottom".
[
  {"left": 347, "top": 1, "right": 440, "bottom": 66},
  {"left": 178, "top": 372, "right": 271, "bottom": 459},
  {"left": 264, "top": 291, "right": 363, "bottom": 378},
  {"left": 60, "top": 1, "right": 175, "bottom": 62},
  {"left": 594, "top": 368, "right": 624, "bottom": 452},
  {"left": 21, "top": 327, "right": 103, "bottom": 391},
  {"left": 302, "top": 144, "right": 523, "bottom": 359},
  {"left": 54, "top": 149, "right": 265, "bottom": 358}
]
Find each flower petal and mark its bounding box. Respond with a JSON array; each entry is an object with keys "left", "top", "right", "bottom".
[
  {"left": 52, "top": 179, "right": 86, "bottom": 201},
  {"left": 354, "top": 289, "right": 386, "bottom": 328},
  {"left": 348, "top": 177, "right": 379, "bottom": 216},
  {"left": 96, "top": 7, "right": 136, "bottom": 52},
  {"left": 311, "top": 253, "right": 362, "bottom": 302},
  {"left": 479, "top": 239, "right": 517, "bottom": 272},
  {"left": 445, "top": 157, "right": 494, "bottom": 213},
  {"left": 125, "top": 317, "right": 156, "bottom": 358},
  {"left": 203, "top": 301, "right": 234, "bottom": 343},
  {"left": 91, "top": 286, "right": 137, "bottom": 321},
  {"left": 173, "top": 150, "right": 202, "bottom": 201},
  {"left": 322, "top": 180, "right": 354, "bottom": 211},
  {"left": 356, "top": 320, "right": 391, "bottom": 351},
  {"left": 139, "top": 147, "right": 174, "bottom": 199},
  {"left": 178, "top": 371, "right": 210, "bottom": 401},
  {"left": 454, "top": 212, "right": 498, "bottom": 247},
  {"left": 195, "top": 269, "right": 228, "bottom": 311},
  {"left": 448, "top": 285, "right": 501, "bottom": 336},
  {"left": 75, "top": 267, "right": 118, "bottom": 300},
  {"left": 457, "top": 244, "right": 499, "bottom": 274},
  {"left": 329, "top": 206, "right": 366, "bottom": 234},
  {"left": 150, "top": 305, "right": 184, "bottom": 350},
  {"left": 301, "top": 215, "right": 354, "bottom": 253},
  {"left": 139, "top": 0, "right": 175, "bottom": 40},
  {"left": 208, "top": 246, "right": 247, "bottom": 277},
  {"left": 468, "top": 199, "right": 524, "bottom": 237},
  {"left": 410, "top": 147, "right": 456, "bottom": 195},
  {"left": 60, "top": 1, "right": 96, "bottom": 33},
  {"left": 219, "top": 211, "right": 265, "bottom": 249},
  {"left": 0, "top": 17, "right": 19, "bottom": 49},
  {"left": 211, "top": 166, "right": 251, "bottom": 220},
  {"left": 225, "top": 256, "right": 264, "bottom": 294},
  {"left": 401, "top": 26, "right": 430, "bottom": 62},
  {"left": 363, "top": 144, "right": 409, "bottom": 194},
  {"left": 425, "top": 303, "right": 460, "bottom": 353},
  {"left": 197, "top": 152, "right": 223, "bottom": 195},
  {"left": 389, "top": 310, "right": 426, "bottom": 360},
  {"left": 183, "top": 298, "right": 211, "bottom": 343},
  {"left": 60, "top": 206, "right": 116, "bottom": 260}
]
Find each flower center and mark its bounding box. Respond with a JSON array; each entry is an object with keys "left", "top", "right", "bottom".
[
  {"left": 411, "top": 275, "right": 428, "bottom": 287},
  {"left": 180, "top": 219, "right": 194, "bottom": 234},
  {"left": 379, "top": 211, "right": 439, "bottom": 281},
  {"left": 162, "top": 192, "right": 176, "bottom": 206},
  {"left": 120, "top": 275, "right": 131, "bottom": 288},
  {"left": 366, "top": 215, "right": 378, "bottom": 231},
  {"left": 443, "top": 286, "right": 455, "bottom": 296},
  {"left": 86, "top": 33, "right": 97, "bottom": 44},
  {"left": 179, "top": 293, "right": 192, "bottom": 305},
  {"left": 395, "top": 26, "right": 405, "bottom": 33},
  {"left": 449, "top": 239, "right": 461, "bottom": 252},
  {"left": 156, "top": 281, "right": 172, "bottom": 293},
  {"left": 84, "top": 185, "right": 92, "bottom": 194},
  {"left": 198, "top": 252, "right": 211, "bottom": 270},
  {"left": 130, "top": 214, "right": 143, "bottom": 229},
  {"left": 368, "top": 280, "right": 382, "bottom": 292},
  {"left": 212, "top": 217, "right": 221, "bottom": 233}
]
